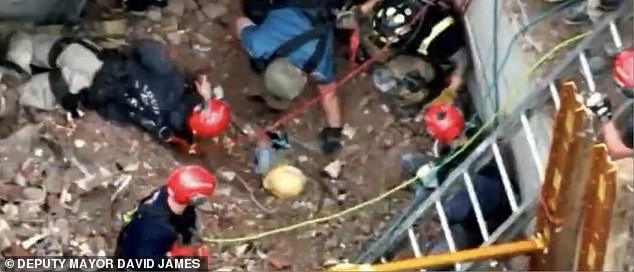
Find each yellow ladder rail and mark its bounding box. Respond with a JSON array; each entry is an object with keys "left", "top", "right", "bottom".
[{"left": 328, "top": 235, "right": 545, "bottom": 272}]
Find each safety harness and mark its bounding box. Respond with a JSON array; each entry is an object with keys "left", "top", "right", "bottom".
[{"left": 249, "top": 1, "right": 337, "bottom": 75}]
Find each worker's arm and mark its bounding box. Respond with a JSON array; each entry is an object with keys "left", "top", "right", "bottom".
[
  {"left": 235, "top": 16, "right": 271, "bottom": 60},
  {"left": 602, "top": 120, "right": 634, "bottom": 160},
  {"left": 446, "top": 48, "right": 469, "bottom": 93}
]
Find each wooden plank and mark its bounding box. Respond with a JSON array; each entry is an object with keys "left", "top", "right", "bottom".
[
  {"left": 530, "top": 81, "right": 592, "bottom": 270},
  {"left": 577, "top": 145, "right": 617, "bottom": 271}
]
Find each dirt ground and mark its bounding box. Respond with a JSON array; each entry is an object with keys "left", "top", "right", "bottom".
[{"left": 0, "top": 1, "right": 431, "bottom": 271}]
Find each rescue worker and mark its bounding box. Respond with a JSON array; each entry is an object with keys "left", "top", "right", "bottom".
[
  {"left": 115, "top": 165, "right": 213, "bottom": 260},
  {"left": 346, "top": 0, "right": 469, "bottom": 114},
  {"left": 235, "top": 0, "right": 344, "bottom": 154},
  {"left": 2, "top": 34, "right": 230, "bottom": 151}
]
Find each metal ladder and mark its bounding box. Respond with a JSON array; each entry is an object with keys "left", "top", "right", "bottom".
[{"left": 353, "top": 3, "right": 630, "bottom": 270}]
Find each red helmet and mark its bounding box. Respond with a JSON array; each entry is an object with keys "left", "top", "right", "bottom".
[
  {"left": 613, "top": 48, "right": 633, "bottom": 89},
  {"left": 188, "top": 99, "right": 231, "bottom": 138},
  {"left": 423, "top": 102, "right": 465, "bottom": 144},
  {"left": 166, "top": 165, "right": 216, "bottom": 205}
]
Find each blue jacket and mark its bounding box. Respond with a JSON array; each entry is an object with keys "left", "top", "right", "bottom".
[
  {"left": 115, "top": 186, "right": 197, "bottom": 258},
  {"left": 240, "top": 7, "right": 336, "bottom": 84}
]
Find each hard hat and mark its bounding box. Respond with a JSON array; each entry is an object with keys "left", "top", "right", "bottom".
[
  {"left": 423, "top": 102, "right": 465, "bottom": 144},
  {"left": 262, "top": 58, "right": 307, "bottom": 110},
  {"left": 613, "top": 48, "right": 633, "bottom": 89},
  {"left": 188, "top": 98, "right": 231, "bottom": 138},
  {"left": 166, "top": 165, "right": 216, "bottom": 205},
  {"left": 372, "top": 0, "right": 426, "bottom": 44},
  {"left": 263, "top": 165, "right": 307, "bottom": 199}
]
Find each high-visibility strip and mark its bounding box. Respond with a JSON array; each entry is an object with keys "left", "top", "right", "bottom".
[
  {"left": 328, "top": 236, "right": 545, "bottom": 272},
  {"left": 417, "top": 16, "right": 455, "bottom": 56}
]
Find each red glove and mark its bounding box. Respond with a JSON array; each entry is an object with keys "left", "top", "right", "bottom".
[{"left": 168, "top": 243, "right": 209, "bottom": 257}]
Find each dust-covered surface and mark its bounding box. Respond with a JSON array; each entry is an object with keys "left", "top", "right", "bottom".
[{"left": 0, "top": 0, "right": 433, "bottom": 270}]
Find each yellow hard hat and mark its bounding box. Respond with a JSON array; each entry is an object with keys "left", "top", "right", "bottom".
[{"left": 263, "top": 165, "right": 307, "bottom": 199}]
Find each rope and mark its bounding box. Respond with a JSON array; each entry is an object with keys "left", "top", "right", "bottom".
[{"left": 202, "top": 31, "right": 591, "bottom": 244}]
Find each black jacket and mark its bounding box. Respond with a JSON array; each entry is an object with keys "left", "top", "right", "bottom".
[{"left": 85, "top": 42, "right": 202, "bottom": 143}]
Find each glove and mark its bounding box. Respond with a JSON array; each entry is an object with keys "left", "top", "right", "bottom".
[
  {"left": 585, "top": 92, "right": 613, "bottom": 122},
  {"left": 319, "top": 127, "right": 343, "bottom": 154},
  {"left": 168, "top": 243, "right": 209, "bottom": 257}
]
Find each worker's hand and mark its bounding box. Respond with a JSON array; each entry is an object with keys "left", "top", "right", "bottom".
[
  {"left": 195, "top": 75, "right": 212, "bottom": 100},
  {"left": 319, "top": 127, "right": 343, "bottom": 154},
  {"left": 585, "top": 92, "right": 613, "bottom": 122},
  {"left": 446, "top": 74, "right": 464, "bottom": 93}
]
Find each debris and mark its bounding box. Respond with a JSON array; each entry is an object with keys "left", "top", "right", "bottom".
[
  {"left": 218, "top": 170, "right": 236, "bottom": 182},
  {"left": 123, "top": 162, "right": 139, "bottom": 172},
  {"left": 166, "top": 32, "right": 182, "bottom": 45},
  {"left": 21, "top": 187, "right": 46, "bottom": 205},
  {"left": 0, "top": 219, "right": 16, "bottom": 251},
  {"left": 2, "top": 204, "right": 19, "bottom": 221},
  {"left": 164, "top": 0, "right": 185, "bottom": 17},
  {"left": 213, "top": 86, "right": 225, "bottom": 99},
  {"left": 214, "top": 267, "right": 236, "bottom": 272},
  {"left": 381, "top": 104, "right": 391, "bottom": 113},
  {"left": 323, "top": 258, "right": 339, "bottom": 267},
  {"left": 91, "top": 19, "right": 128, "bottom": 36},
  {"left": 192, "top": 32, "right": 212, "bottom": 45},
  {"left": 236, "top": 174, "right": 275, "bottom": 214},
  {"left": 18, "top": 203, "right": 42, "bottom": 221},
  {"left": 298, "top": 155, "right": 309, "bottom": 163},
  {"left": 162, "top": 16, "right": 179, "bottom": 32},
  {"left": 341, "top": 124, "right": 357, "bottom": 140},
  {"left": 0, "top": 183, "right": 22, "bottom": 202},
  {"left": 21, "top": 231, "right": 47, "bottom": 249},
  {"left": 0, "top": 123, "right": 43, "bottom": 180},
  {"left": 110, "top": 174, "right": 132, "bottom": 202},
  {"left": 267, "top": 254, "right": 291, "bottom": 270},
  {"left": 201, "top": 2, "right": 228, "bottom": 20},
  {"left": 44, "top": 165, "right": 63, "bottom": 194},
  {"left": 146, "top": 8, "right": 162, "bottom": 21},
  {"left": 193, "top": 44, "right": 212, "bottom": 52},
  {"left": 74, "top": 139, "right": 86, "bottom": 148},
  {"left": 323, "top": 160, "right": 344, "bottom": 179},
  {"left": 234, "top": 243, "right": 250, "bottom": 257}
]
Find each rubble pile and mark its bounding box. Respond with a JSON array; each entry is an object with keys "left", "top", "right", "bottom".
[{"left": 0, "top": 122, "right": 137, "bottom": 257}]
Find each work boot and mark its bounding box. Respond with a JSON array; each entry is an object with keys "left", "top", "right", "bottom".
[
  {"left": 563, "top": 3, "right": 591, "bottom": 25},
  {"left": 597, "top": 0, "right": 622, "bottom": 11}
]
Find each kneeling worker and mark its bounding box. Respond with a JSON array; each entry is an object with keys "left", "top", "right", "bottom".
[
  {"left": 235, "top": 1, "right": 344, "bottom": 154},
  {"left": 115, "top": 165, "right": 214, "bottom": 260}
]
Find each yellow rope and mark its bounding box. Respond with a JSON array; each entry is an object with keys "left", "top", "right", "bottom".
[{"left": 202, "top": 31, "right": 591, "bottom": 244}]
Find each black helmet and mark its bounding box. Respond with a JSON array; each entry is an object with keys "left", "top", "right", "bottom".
[{"left": 372, "top": 0, "right": 428, "bottom": 44}]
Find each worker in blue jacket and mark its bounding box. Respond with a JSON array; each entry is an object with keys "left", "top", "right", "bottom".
[
  {"left": 115, "top": 165, "right": 215, "bottom": 265},
  {"left": 235, "top": 0, "right": 344, "bottom": 154}
]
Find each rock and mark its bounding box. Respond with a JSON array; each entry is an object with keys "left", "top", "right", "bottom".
[
  {"left": 267, "top": 253, "right": 291, "bottom": 270},
  {"left": 218, "top": 170, "right": 236, "bottom": 182},
  {"left": 192, "top": 32, "right": 212, "bottom": 45},
  {"left": 0, "top": 219, "right": 16, "bottom": 252},
  {"left": 74, "top": 139, "right": 86, "bottom": 148},
  {"left": 341, "top": 124, "right": 357, "bottom": 140},
  {"left": 43, "top": 166, "right": 63, "bottom": 194},
  {"left": 146, "top": 7, "right": 162, "bottom": 21},
  {"left": 91, "top": 19, "right": 128, "bottom": 36},
  {"left": 234, "top": 243, "right": 250, "bottom": 257},
  {"left": 359, "top": 224, "right": 372, "bottom": 235},
  {"left": 0, "top": 124, "right": 43, "bottom": 180},
  {"left": 323, "top": 160, "right": 344, "bottom": 179},
  {"left": 46, "top": 195, "right": 65, "bottom": 216},
  {"left": 18, "top": 203, "right": 41, "bottom": 220},
  {"left": 201, "top": 3, "right": 228, "bottom": 19},
  {"left": 164, "top": 0, "right": 185, "bottom": 17},
  {"left": 21, "top": 187, "right": 46, "bottom": 205},
  {"left": 161, "top": 16, "right": 179, "bottom": 32},
  {"left": 1, "top": 204, "right": 19, "bottom": 221},
  {"left": 183, "top": 0, "right": 198, "bottom": 11},
  {"left": 166, "top": 32, "right": 181, "bottom": 45},
  {"left": 0, "top": 183, "right": 22, "bottom": 202},
  {"left": 324, "top": 236, "right": 340, "bottom": 249},
  {"left": 52, "top": 219, "right": 70, "bottom": 245}
]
